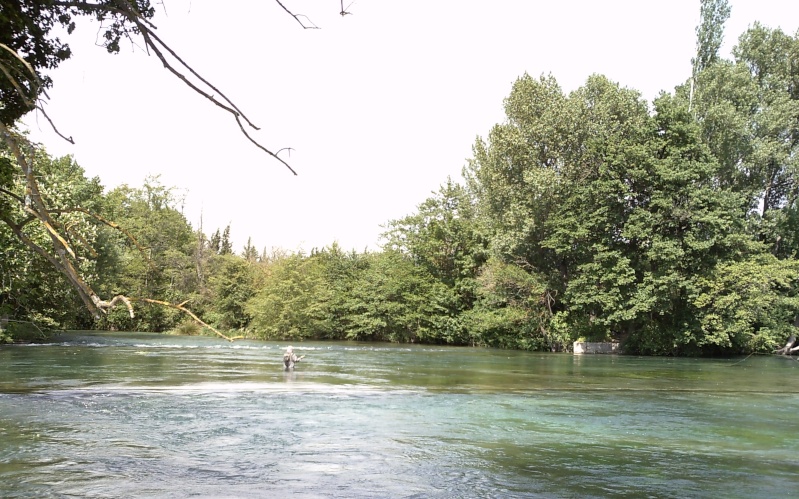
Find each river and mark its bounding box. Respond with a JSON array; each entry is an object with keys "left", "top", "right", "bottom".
[{"left": 1, "top": 331, "right": 797, "bottom": 498}]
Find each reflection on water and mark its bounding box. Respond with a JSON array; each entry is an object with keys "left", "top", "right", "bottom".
[{"left": 1, "top": 331, "right": 798, "bottom": 498}]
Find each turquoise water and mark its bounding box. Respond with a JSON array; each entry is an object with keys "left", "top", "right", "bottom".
[{"left": 1, "top": 331, "right": 798, "bottom": 497}]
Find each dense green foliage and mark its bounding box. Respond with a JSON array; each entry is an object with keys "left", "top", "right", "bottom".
[
  {"left": 2, "top": 6, "right": 799, "bottom": 355},
  {"left": 1, "top": 144, "right": 103, "bottom": 327}
]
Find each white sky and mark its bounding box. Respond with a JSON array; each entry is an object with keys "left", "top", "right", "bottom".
[{"left": 20, "top": 0, "right": 799, "bottom": 254}]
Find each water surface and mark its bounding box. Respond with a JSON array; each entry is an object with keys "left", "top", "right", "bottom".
[{"left": 1, "top": 332, "right": 797, "bottom": 497}]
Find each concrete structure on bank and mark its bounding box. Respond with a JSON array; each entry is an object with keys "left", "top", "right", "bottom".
[{"left": 573, "top": 341, "right": 621, "bottom": 354}]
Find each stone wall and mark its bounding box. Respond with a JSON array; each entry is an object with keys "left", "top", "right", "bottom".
[{"left": 573, "top": 341, "right": 620, "bottom": 354}]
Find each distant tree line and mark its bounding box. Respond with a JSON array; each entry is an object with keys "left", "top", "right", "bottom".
[{"left": 2, "top": 5, "right": 799, "bottom": 354}]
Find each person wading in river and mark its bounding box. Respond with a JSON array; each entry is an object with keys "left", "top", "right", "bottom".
[{"left": 283, "top": 346, "right": 305, "bottom": 370}]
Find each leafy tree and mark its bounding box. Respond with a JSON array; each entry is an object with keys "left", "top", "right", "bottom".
[
  {"left": 306, "top": 243, "right": 367, "bottom": 339},
  {"left": 621, "top": 93, "right": 756, "bottom": 354},
  {"left": 463, "top": 257, "right": 558, "bottom": 350},
  {"left": 539, "top": 75, "right": 652, "bottom": 341},
  {"left": 466, "top": 74, "right": 649, "bottom": 343},
  {"left": 693, "top": 254, "right": 799, "bottom": 353},
  {"left": 344, "top": 250, "right": 454, "bottom": 343},
  {"left": 466, "top": 71, "right": 777, "bottom": 354},
  {"left": 246, "top": 251, "right": 331, "bottom": 340},
  {"left": 209, "top": 229, "right": 221, "bottom": 254},
  {"left": 734, "top": 25, "right": 799, "bottom": 253},
  {"left": 98, "top": 176, "right": 197, "bottom": 331},
  {"left": 206, "top": 254, "right": 257, "bottom": 331},
  {"left": 0, "top": 143, "right": 104, "bottom": 328},
  {"left": 220, "top": 225, "right": 233, "bottom": 255},
  {"left": 466, "top": 74, "right": 568, "bottom": 272},
  {"left": 692, "top": 0, "right": 731, "bottom": 76},
  {"left": 383, "top": 177, "right": 487, "bottom": 316},
  {"left": 242, "top": 237, "right": 258, "bottom": 262},
  {"left": 689, "top": 23, "right": 799, "bottom": 256}
]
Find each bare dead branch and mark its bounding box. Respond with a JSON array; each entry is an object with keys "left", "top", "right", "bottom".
[
  {"left": 340, "top": 0, "right": 354, "bottom": 16},
  {"left": 133, "top": 21, "right": 260, "bottom": 130},
  {"left": 235, "top": 116, "right": 298, "bottom": 175},
  {"left": 274, "top": 0, "right": 320, "bottom": 29},
  {"left": 92, "top": 293, "right": 134, "bottom": 318},
  {"left": 23, "top": 205, "right": 76, "bottom": 258},
  {"left": 49, "top": 207, "right": 156, "bottom": 270},
  {"left": 34, "top": 104, "right": 75, "bottom": 144},
  {"left": 47, "top": 0, "right": 301, "bottom": 174},
  {"left": 122, "top": 15, "right": 299, "bottom": 175},
  {"left": 133, "top": 297, "right": 241, "bottom": 341}
]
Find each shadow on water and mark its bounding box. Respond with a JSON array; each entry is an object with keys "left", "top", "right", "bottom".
[{"left": 1, "top": 331, "right": 798, "bottom": 498}]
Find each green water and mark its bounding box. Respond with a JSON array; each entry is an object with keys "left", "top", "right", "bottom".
[{"left": 1, "top": 332, "right": 797, "bottom": 498}]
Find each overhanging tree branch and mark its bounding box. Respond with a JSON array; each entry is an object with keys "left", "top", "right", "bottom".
[
  {"left": 34, "top": 104, "right": 75, "bottom": 144},
  {"left": 115, "top": 1, "right": 299, "bottom": 175},
  {"left": 274, "top": 0, "right": 319, "bottom": 29},
  {"left": 133, "top": 297, "right": 243, "bottom": 341},
  {"left": 14, "top": 1, "right": 318, "bottom": 173}
]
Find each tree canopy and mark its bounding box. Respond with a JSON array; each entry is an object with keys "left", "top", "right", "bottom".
[{"left": 2, "top": 2, "right": 799, "bottom": 355}]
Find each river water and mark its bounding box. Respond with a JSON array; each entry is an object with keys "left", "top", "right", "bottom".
[{"left": 1, "top": 331, "right": 797, "bottom": 498}]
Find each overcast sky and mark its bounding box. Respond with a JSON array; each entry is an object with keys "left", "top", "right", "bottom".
[{"left": 20, "top": 0, "right": 799, "bottom": 254}]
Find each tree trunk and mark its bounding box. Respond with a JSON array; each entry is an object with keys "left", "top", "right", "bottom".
[{"left": 774, "top": 334, "right": 797, "bottom": 355}]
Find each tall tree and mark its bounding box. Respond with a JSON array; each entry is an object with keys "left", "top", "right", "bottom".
[
  {"left": 383, "top": 177, "right": 487, "bottom": 316},
  {"left": 689, "top": 23, "right": 799, "bottom": 256},
  {"left": 467, "top": 72, "right": 772, "bottom": 354},
  {"left": 207, "top": 254, "right": 257, "bottom": 331},
  {"left": 209, "top": 229, "right": 221, "bottom": 254},
  {"left": 622, "top": 93, "right": 756, "bottom": 354},
  {"left": 99, "top": 176, "right": 198, "bottom": 331},
  {"left": 242, "top": 236, "right": 258, "bottom": 262},
  {"left": 220, "top": 225, "right": 233, "bottom": 255},
  {"left": 690, "top": 0, "right": 731, "bottom": 111},
  {"left": 693, "top": 0, "right": 731, "bottom": 74},
  {"left": 733, "top": 25, "right": 799, "bottom": 225}
]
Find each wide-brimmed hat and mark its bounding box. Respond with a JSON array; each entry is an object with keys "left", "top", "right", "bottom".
[{"left": 286, "top": 346, "right": 293, "bottom": 352}]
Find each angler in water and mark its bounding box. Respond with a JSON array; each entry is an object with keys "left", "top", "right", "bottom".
[{"left": 283, "top": 346, "right": 305, "bottom": 370}]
